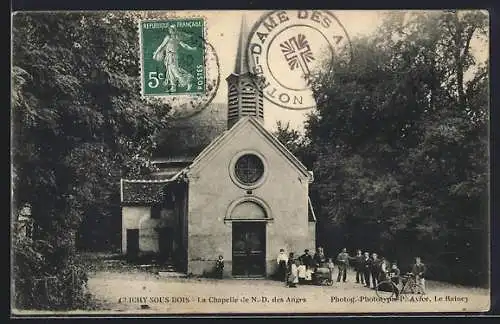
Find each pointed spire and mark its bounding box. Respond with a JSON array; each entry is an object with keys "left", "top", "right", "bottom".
[{"left": 234, "top": 14, "right": 249, "bottom": 75}]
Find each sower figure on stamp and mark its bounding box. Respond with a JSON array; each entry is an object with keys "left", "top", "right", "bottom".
[
  {"left": 411, "top": 256, "right": 427, "bottom": 294},
  {"left": 276, "top": 248, "right": 288, "bottom": 282},
  {"left": 362, "top": 252, "right": 372, "bottom": 287},
  {"left": 152, "top": 24, "right": 196, "bottom": 92},
  {"left": 336, "top": 248, "right": 350, "bottom": 283}
]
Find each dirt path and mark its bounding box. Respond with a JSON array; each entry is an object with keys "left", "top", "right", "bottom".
[{"left": 83, "top": 270, "right": 489, "bottom": 314}]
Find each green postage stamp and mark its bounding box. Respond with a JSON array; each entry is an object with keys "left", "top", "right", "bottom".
[{"left": 140, "top": 18, "right": 206, "bottom": 96}]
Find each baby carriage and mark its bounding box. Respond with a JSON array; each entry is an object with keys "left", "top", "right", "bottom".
[{"left": 312, "top": 265, "right": 333, "bottom": 286}]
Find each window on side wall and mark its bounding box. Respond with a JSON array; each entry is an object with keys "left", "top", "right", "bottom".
[{"left": 151, "top": 205, "right": 161, "bottom": 219}]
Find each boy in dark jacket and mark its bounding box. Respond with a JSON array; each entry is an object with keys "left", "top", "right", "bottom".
[{"left": 354, "top": 250, "right": 365, "bottom": 284}]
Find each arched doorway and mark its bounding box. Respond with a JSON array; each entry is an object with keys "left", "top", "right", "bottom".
[{"left": 229, "top": 200, "right": 268, "bottom": 277}]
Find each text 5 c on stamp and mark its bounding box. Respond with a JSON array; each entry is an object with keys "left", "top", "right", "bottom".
[{"left": 140, "top": 18, "right": 206, "bottom": 96}]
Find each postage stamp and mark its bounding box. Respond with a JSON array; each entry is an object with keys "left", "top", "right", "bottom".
[
  {"left": 10, "top": 9, "right": 491, "bottom": 317},
  {"left": 138, "top": 15, "right": 220, "bottom": 119},
  {"left": 140, "top": 18, "right": 206, "bottom": 96}
]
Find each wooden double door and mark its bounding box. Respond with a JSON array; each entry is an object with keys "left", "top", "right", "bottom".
[{"left": 232, "top": 222, "right": 266, "bottom": 277}]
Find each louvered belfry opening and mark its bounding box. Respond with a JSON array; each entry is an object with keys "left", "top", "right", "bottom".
[{"left": 226, "top": 14, "right": 264, "bottom": 129}]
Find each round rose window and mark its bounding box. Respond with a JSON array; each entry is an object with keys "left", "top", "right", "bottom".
[{"left": 234, "top": 154, "right": 265, "bottom": 185}]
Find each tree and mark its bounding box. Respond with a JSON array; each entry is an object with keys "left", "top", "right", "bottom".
[
  {"left": 307, "top": 10, "right": 489, "bottom": 285},
  {"left": 272, "top": 120, "right": 315, "bottom": 169},
  {"left": 12, "top": 12, "right": 170, "bottom": 309}
]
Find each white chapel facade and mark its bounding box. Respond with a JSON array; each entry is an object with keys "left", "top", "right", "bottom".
[{"left": 120, "top": 16, "right": 316, "bottom": 278}]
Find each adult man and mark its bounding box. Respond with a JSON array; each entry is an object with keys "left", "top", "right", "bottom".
[
  {"left": 299, "top": 249, "right": 314, "bottom": 284},
  {"left": 336, "top": 248, "right": 350, "bottom": 283},
  {"left": 354, "top": 249, "right": 365, "bottom": 284},
  {"left": 370, "top": 253, "right": 382, "bottom": 288},
  {"left": 411, "top": 256, "right": 427, "bottom": 294},
  {"left": 300, "top": 249, "right": 314, "bottom": 269},
  {"left": 362, "top": 252, "right": 372, "bottom": 288},
  {"left": 313, "top": 246, "right": 327, "bottom": 268},
  {"left": 389, "top": 261, "right": 401, "bottom": 298}
]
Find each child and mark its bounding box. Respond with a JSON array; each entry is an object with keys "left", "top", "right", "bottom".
[
  {"left": 297, "top": 259, "right": 307, "bottom": 284},
  {"left": 215, "top": 255, "right": 224, "bottom": 279},
  {"left": 276, "top": 248, "right": 288, "bottom": 282},
  {"left": 327, "top": 258, "right": 335, "bottom": 283},
  {"left": 289, "top": 259, "right": 299, "bottom": 288}
]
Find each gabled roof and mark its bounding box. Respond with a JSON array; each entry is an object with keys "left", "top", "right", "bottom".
[
  {"left": 151, "top": 156, "right": 196, "bottom": 164},
  {"left": 120, "top": 170, "right": 185, "bottom": 204},
  {"left": 187, "top": 117, "right": 313, "bottom": 182}
]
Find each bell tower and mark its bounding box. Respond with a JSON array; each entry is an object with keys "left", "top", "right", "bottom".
[{"left": 226, "top": 15, "right": 264, "bottom": 129}]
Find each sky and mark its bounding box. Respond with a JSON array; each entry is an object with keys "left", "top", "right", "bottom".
[
  {"left": 158, "top": 10, "right": 488, "bottom": 132},
  {"left": 162, "top": 10, "right": 386, "bottom": 132}
]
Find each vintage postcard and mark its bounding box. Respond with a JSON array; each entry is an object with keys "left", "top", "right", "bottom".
[{"left": 11, "top": 9, "right": 491, "bottom": 316}]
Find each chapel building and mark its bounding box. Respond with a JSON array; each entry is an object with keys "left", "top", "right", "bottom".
[{"left": 120, "top": 16, "right": 316, "bottom": 278}]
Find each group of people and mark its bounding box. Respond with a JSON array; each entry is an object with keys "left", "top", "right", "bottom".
[
  {"left": 276, "top": 247, "right": 427, "bottom": 293},
  {"left": 276, "top": 247, "right": 330, "bottom": 287},
  {"left": 351, "top": 250, "right": 427, "bottom": 294}
]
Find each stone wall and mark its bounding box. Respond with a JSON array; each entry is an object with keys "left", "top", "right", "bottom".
[
  {"left": 121, "top": 206, "right": 176, "bottom": 254},
  {"left": 122, "top": 206, "right": 150, "bottom": 254}
]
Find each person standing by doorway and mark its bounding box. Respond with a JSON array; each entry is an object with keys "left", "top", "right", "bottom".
[
  {"left": 336, "top": 248, "right": 350, "bottom": 283},
  {"left": 215, "top": 255, "right": 224, "bottom": 279}
]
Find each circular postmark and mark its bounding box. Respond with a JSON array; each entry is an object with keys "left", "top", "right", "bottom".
[
  {"left": 139, "top": 18, "right": 220, "bottom": 119},
  {"left": 246, "top": 10, "right": 352, "bottom": 110}
]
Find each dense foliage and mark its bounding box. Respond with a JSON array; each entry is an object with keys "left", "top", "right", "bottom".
[
  {"left": 277, "top": 11, "right": 489, "bottom": 286},
  {"left": 12, "top": 12, "right": 170, "bottom": 309}
]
